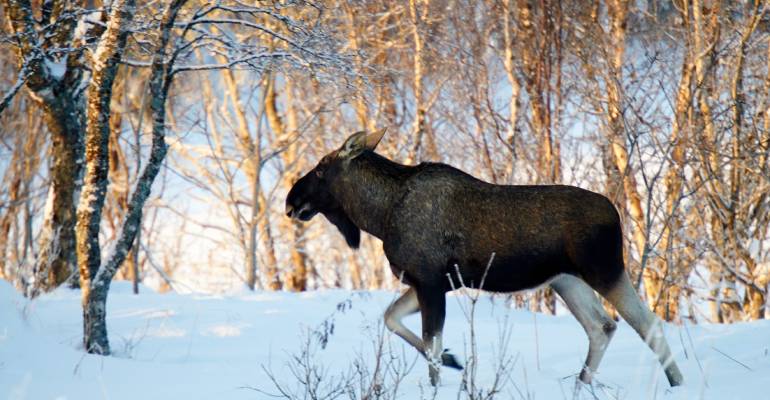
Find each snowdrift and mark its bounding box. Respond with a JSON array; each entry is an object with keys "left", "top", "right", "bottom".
[{"left": 1, "top": 280, "right": 768, "bottom": 399}]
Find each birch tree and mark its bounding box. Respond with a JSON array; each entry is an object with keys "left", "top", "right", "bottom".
[
  {"left": 2, "top": 0, "right": 97, "bottom": 293},
  {"left": 76, "top": 0, "right": 183, "bottom": 354}
]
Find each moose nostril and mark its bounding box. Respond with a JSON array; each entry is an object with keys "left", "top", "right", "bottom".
[{"left": 286, "top": 204, "right": 294, "bottom": 218}]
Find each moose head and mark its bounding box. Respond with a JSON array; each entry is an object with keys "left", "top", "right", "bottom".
[{"left": 285, "top": 128, "right": 387, "bottom": 249}]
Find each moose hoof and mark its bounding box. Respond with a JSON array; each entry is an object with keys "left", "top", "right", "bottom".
[
  {"left": 578, "top": 366, "right": 593, "bottom": 385},
  {"left": 441, "top": 350, "right": 463, "bottom": 370},
  {"left": 665, "top": 366, "right": 684, "bottom": 387},
  {"left": 429, "top": 364, "right": 440, "bottom": 386}
]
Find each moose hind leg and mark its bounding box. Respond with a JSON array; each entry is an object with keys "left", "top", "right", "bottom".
[
  {"left": 599, "top": 272, "right": 684, "bottom": 386},
  {"left": 550, "top": 274, "right": 617, "bottom": 384}
]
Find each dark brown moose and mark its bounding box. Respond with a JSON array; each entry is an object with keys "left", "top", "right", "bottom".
[{"left": 285, "top": 129, "right": 683, "bottom": 387}]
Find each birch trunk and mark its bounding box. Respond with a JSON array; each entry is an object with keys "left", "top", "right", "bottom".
[
  {"left": 651, "top": 3, "right": 695, "bottom": 320},
  {"left": 2, "top": 0, "right": 86, "bottom": 293},
  {"left": 516, "top": 0, "right": 560, "bottom": 186},
  {"left": 602, "top": 0, "right": 656, "bottom": 309},
  {"left": 77, "top": 0, "right": 185, "bottom": 354},
  {"left": 515, "top": 0, "right": 561, "bottom": 313},
  {"left": 283, "top": 77, "right": 314, "bottom": 290},
  {"left": 345, "top": 3, "right": 372, "bottom": 132},
  {"left": 0, "top": 145, "right": 22, "bottom": 280},
  {"left": 729, "top": 2, "right": 764, "bottom": 319},
  {"left": 690, "top": 0, "right": 728, "bottom": 321},
  {"left": 106, "top": 72, "right": 141, "bottom": 294},
  {"left": 406, "top": 0, "right": 428, "bottom": 164},
  {"left": 501, "top": 0, "right": 520, "bottom": 183},
  {"left": 77, "top": 0, "right": 136, "bottom": 354},
  {"left": 219, "top": 66, "right": 255, "bottom": 289},
  {"left": 264, "top": 73, "right": 310, "bottom": 291}
]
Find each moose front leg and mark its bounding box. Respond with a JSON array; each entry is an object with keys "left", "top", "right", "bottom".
[
  {"left": 384, "top": 287, "right": 423, "bottom": 351},
  {"left": 417, "top": 287, "right": 450, "bottom": 386},
  {"left": 384, "top": 286, "right": 462, "bottom": 386}
]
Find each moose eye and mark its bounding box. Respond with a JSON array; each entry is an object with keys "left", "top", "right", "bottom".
[{"left": 315, "top": 169, "right": 324, "bottom": 179}]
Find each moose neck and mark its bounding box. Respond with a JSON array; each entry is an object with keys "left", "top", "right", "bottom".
[{"left": 330, "top": 151, "right": 409, "bottom": 240}]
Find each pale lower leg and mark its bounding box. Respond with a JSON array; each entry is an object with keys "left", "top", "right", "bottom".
[
  {"left": 550, "top": 274, "right": 617, "bottom": 383},
  {"left": 426, "top": 331, "right": 443, "bottom": 383},
  {"left": 384, "top": 287, "right": 423, "bottom": 352},
  {"left": 384, "top": 287, "right": 462, "bottom": 374},
  {"left": 418, "top": 289, "right": 447, "bottom": 386},
  {"left": 601, "top": 272, "right": 683, "bottom": 386}
]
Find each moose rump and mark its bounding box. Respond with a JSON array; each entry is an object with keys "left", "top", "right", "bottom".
[{"left": 286, "top": 129, "right": 683, "bottom": 387}]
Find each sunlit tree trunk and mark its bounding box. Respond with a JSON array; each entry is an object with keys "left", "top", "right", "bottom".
[
  {"left": 77, "top": 0, "right": 184, "bottom": 354},
  {"left": 345, "top": 3, "right": 373, "bottom": 133},
  {"left": 283, "top": 75, "right": 314, "bottom": 291},
  {"left": 605, "top": 0, "right": 644, "bottom": 251},
  {"left": 406, "top": 0, "right": 429, "bottom": 164},
  {"left": 77, "top": 0, "right": 136, "bottom": 354},
  {"left": 501, "top": 0, "right": 521, "bottom": 183},
  {"left": 2, "top": 0, "right": 89, "bottom": 293},
  {"left": 516, "top": 0, "right": 563, "bottom": 314},
  {"left": 516, "top": 0, "right": 560, "bottom": 186},
  {"left": 0, "top": 138, "right": 23, "bottom": 280},
  {"left": 651, "top": 2, "right": 695, "bottom": 321},
  {"left": 728, "top": 1, "right": 764, "bottom": 319},
  {"left": 601, "top": 0, "right": 657, "bottom": 310},
  {"left": 106, "top": 73, "right": 140, "bottom": 292},
  {"left": 264, "top": 72, "right": 315, "bottom": 291},
  {"left": 218, "top": 59, "right": 276, "bottom": 291}
]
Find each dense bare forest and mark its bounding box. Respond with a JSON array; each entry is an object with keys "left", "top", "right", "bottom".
[{"left": 1, "top": 0, "right": 768, "bottom": 351}]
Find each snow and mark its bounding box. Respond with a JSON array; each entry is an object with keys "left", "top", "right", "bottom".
[
  {"left": 73, "top": 12, "right": 103, "bottom": 44},
  {"left": 1, "top": 280, "right": 768, "bottom": 399},
  {"left": 45, "top": 57, "right": 68, "bottom": 81}
]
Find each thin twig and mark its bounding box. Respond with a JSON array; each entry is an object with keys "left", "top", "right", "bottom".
[{"left": 711, "top": 346, "right": 753, "bottom": 371}]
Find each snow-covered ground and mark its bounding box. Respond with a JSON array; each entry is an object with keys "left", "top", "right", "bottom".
[{"left": 1, "top": 280, "right": 768, "bottom": 400}]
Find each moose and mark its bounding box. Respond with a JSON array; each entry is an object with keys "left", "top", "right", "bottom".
[{"left": 285, "top": 129, "right": 683, "bottom": 387}]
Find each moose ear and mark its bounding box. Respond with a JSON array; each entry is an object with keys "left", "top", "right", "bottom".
[
  {"left": 338, "top": 128, "right": 387, "bottom": 160},
  {"left": 338, "top": 131, "right": 367, "bottom": 160},
  {"left": 365, "top": 127, "right": 387, "bottom": 150}
]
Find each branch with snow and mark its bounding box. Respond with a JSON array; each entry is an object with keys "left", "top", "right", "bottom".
[
  {"left": 117, "top": 1, "right": 353, "bottom": 81},
  {"left": 0, "top": 64, "right": 28, "bottom": 114},
  {"left": 95, "top": 0, "right": 189, "bottom": 287}
]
